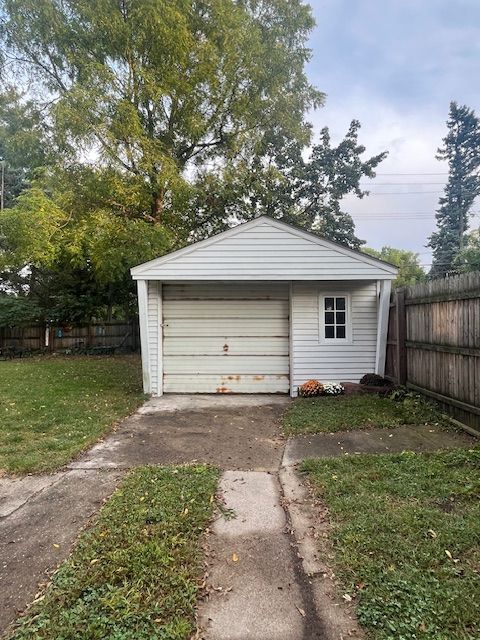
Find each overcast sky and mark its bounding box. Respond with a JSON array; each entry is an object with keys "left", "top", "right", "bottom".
[{"left": 305, "top": 0, "right": 480, "bottom": 266}]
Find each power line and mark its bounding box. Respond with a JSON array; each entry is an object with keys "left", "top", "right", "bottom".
[
  {"left": 346, "top": 211, "right": 434, "bottom": 216},
  {"left": 375, "top": 172, "right": 448, "bottom": 176},
  {"left": 351, "top": 210, "right": 480, "bottom": 219},
  {"left": 360, "top": 182, "right": 446, "bottom": 186},
  {"left": 354, "top": 216, "right": 434, "bottom": 219},
  {"left": 364, "top": 190, "right": 443, "bottom": 195}
]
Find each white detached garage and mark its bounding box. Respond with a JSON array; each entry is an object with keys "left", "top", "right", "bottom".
[{"left": 131, "top": 216, "right": 397, "bottom": 396}]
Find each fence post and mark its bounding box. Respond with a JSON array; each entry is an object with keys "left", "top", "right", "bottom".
[
  {"left": 396, "top": 289, "right": 407, "bottom": 385},
  {"left": 87, "top": 323, "right": 94, "bottom": 349}
]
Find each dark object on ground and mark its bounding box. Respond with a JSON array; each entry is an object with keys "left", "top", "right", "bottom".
[
  {"left": 341, "top": 381, "right": 392, "bottom": 396},
  {"left": 359, "top": 373, "right": 393, "bottom": 387}
]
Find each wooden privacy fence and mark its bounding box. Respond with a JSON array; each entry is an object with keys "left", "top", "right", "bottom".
[
  {"left": 386, "top": 272, "right": 480, "bottom": 432},
  {"left": 0, "top": 320, "right": 139, "bottom": 356}
]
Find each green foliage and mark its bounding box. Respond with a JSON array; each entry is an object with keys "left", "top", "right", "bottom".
[
  {"left": 302, "top": 448, "right": 480, "bottom": 639},
  {"left": 283, "top": 393, "right": 445, "bottom": 435},
  {"left": 0, "top": 296, "right": 42, "bottom": 327},
  {"left": 453, "top": 229, "right": 480, "bottom": 272},
  {"left": 428, "top": 102, "right": 480, "bottom": 278},
  {"left": 363, "top": 246, "right": 426, "bottom": 286},
  {"left": 8, "top": 465, "right": 219, "bottom": 639},
  {"left": 0, "top": 188, "right": 67, "bottom": 269},
  {"left": 0, "top": 88, "right": 47, "bottom": 207},
  {"left": 0, "top": 1, "right": 387, "bottom": 319},
  {"left": 0, "top": 0, "right": 331, "bottom": 320},
  {"left": 295, "top": 121, "right": 387, "bottom": 248},
  {"left": 187, "top": 120, "right": 387, "bottom": 248},
  {"left": 0, "top": 356, "right": 144, "bottom": 473},
  {"left": 2, "top": 0, "right": 322, "bottom": 220},
  {"left": 69, "top": 210, "right": 171, "bottom": 284},
  {"left": 0, "top": 169, "right": 172, "bottom": 320}
]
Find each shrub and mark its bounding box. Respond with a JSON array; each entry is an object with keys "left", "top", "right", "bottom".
[{"left": 360, "top": 373, "right": 392, "bottom": 387}]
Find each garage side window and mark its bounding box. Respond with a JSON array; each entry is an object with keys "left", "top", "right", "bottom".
[{"left": 321, "top": 295, "right": 351, "bottom": 342}]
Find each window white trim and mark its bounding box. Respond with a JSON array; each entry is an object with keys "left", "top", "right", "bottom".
[{"left": 319, "top": 293, "right": 353, "bottom": 344}]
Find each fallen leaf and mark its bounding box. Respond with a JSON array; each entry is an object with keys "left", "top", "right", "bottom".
[
  {"left": 445, "top": 550, "right": 453, "bottom": 559},
  {"left": 232, "top": 553, "right": 239, "bottom": 562},
  {"left": 343, "top": 593, "right": 352, "bottom": 602},
  {"left": 296, "top": 605, "right": 306, "bottom": 617},
  {"left": 90, "top": 558, "right": 100, "bottom": 565},
  {"left": 52, "top": 544, "right": 60, "bottom": 549},
  {"left": 427, "top": 529, "right": 437, "bottom": 539}
]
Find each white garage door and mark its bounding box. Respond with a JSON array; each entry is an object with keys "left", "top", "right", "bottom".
[{"left": 163, "top": 283, "right": 289, "bottom": 393}]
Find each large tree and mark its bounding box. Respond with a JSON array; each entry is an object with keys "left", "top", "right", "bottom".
[
  {"left": 0, "top": 2, "right": 387, "bottom": 322},
  {"left": 0, "top": 0, "right": 324, "bottom": 321},
  {"left": 1, "top": 0, "right": 323, "bottom": 231},
  {"left": 428, "top": 102, "right": 480, "bottom": 278},
  {"left": 184, "top": 120, "right": 387, "bottom": 248}
]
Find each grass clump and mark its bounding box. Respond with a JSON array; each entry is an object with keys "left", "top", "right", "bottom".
[
  {"left": 284, "top": 393, "right": 444, "bottom": 435},
  {"left": 0, "top": 356, "right": 144, "bottom": 473},
  {"left": 302, "top": 448, "right": 480, "bottom": 639},
  {"left": 8, "top": 465, "right": 219, "bottom": 640}
]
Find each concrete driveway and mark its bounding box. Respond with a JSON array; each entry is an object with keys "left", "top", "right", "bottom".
[
  {"left": 0, "top": 395, "right": 290, "bottom": 634},
  {"left": 69, "top": 394, "right": 290, "bottom": 472},
  {"left": 1, "top": 395, "right": 473, "bottom": 638}
]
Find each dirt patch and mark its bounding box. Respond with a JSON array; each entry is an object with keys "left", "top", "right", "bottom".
[{"left": 70, "top": 401, "right": 290, "bottom": 472}]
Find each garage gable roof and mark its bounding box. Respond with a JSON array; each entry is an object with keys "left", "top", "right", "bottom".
[{"left": 131, "top": 216, "right": 398, "bottom": 281}]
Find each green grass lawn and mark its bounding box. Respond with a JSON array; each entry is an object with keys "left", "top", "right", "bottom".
[
  {"left": 7, "top": 464, "right": 219, "bottom": 640},
  {"left": 0, "top": 355, "right": 144, "bottom": 474},
  {"left": 302, "top": 448, "right": 480, "bottom": 640},
  {"left": 284, "top": 393, "right": 445, "bottom": 435}
]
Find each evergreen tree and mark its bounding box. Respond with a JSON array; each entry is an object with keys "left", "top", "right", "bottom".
[{"left": 428, "top": 103, "right": 480, "bottom": 277}]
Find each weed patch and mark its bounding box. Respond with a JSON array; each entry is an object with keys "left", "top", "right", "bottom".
[
  {"left": 302, "top": 448, "right": 480, "bottom": 639},
  {"left": 7, "top": 465, "right": 219, "bottom": 640}
]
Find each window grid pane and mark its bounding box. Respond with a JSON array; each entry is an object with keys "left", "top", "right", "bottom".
[{"left": 324, "top": 296, "right": 347, "bottom": 340}]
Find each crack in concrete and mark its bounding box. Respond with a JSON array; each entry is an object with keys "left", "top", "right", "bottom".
[{"left": 276, "top": 470, "right": 328, "bottom": 640}]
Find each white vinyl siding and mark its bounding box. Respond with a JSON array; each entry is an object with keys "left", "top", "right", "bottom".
[
  {"left": 147, "top": 281, "right": 161, "bottom": 394},
  {"left": 133, "top": 218, "right": 397, "bottom": 394},
  {"left": 162, "top": 283, "right": 289, "bottom": 393},
  {"left": 133, "top": 220, "right": 396, "bottom": 281},
  {"left": 291, "top": 281, "right": 378, "bottom": 392}
]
